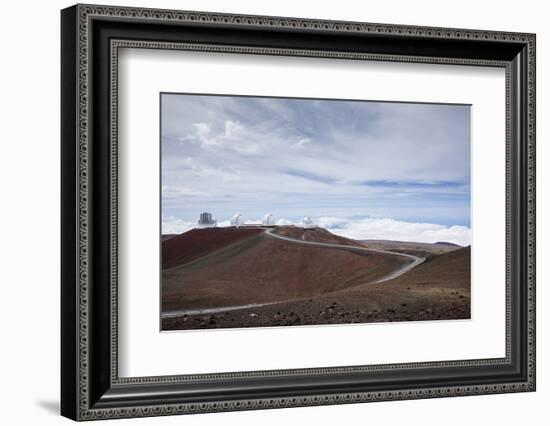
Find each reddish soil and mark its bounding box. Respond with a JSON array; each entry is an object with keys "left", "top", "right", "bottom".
[
  {"left": 162, "top": 230, "right": 406, "bottom": 312},
  {"left": 360, "top": 239, "right": 461, "bottom": 258},
  {"left": 162, "top": 246, "right": 470, "bottom": 330},
  {"left": 162, "top": 227, "right": 263, "bottom": 269}
]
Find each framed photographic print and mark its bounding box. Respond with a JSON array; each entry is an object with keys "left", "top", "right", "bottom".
[
  {"left": 61, "top": 4, "right": 536, "bottom": 421},
  {"left": 160, "top": 94, "right": 471, "bottom": 331}
]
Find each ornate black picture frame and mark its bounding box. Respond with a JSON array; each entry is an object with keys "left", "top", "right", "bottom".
[{"left": 61, "top": 4, "right": 536, "bottom": 421}]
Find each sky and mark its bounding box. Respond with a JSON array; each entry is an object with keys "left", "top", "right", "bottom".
[{"left": 161, "top": 93, "right": 471, "bottom": 245}]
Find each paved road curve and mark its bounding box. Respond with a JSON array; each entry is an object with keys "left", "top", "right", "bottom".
[
  {"left": 264, "top": 228, "right": 424, "bottom": 284},
  {"left": 161, "top": 228, "right": 426, "bottom": 319}
]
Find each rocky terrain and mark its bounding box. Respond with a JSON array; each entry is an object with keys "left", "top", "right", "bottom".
[{"left": 161, "top": 226, "right": 470, "bottom": 331}]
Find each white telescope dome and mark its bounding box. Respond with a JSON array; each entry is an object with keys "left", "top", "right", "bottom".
[
  {"left": 302, "top": 217, "right": 315, "bottom": 228},
  {"left": 262, "top": 213, "right": 274, "bottom": 226},
  {"left": 231, "top": 213, "right": 244, "bottom": 227}
]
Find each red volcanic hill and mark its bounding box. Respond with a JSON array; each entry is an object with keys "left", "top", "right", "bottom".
[
  {"left": 162, "top": 227, "right": 264, "bottom": 269},
  {"left": 162, "top": 226, "right": 410, "bottom": 312}
]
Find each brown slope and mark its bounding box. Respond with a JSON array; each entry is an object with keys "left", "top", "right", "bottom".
[
  {"left": 162, "top": 232, "right": 407, "bottom": 312},
  {"left": 310, "top": 245, "right": 471, "bottom": 320},
  {"left": 162, "top": 247, "right": 471, "bottom": 330},
  {"left": 162, "top": 227, "right": 263, "bottom": 269},
  {"left": 374, "top": 245, "right": 470, "bottom": 290},
  {"left": 360, "top": 239, "right": 461, "bottom": 258}
]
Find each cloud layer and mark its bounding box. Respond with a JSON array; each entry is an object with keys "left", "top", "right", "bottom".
[{"left": 162, "top": 216, "right": 471, "bottom": 247}]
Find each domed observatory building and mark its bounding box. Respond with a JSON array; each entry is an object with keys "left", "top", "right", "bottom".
[
  {"left": 262, "top": 213, "right": 274, "bottom": 226},
  {"left": 230, "top": 213, "right": 244, "bottom": 228},
  {"left": 197, "top": 212, "right": 217, "bottom": 228},
  {"left": 302, "top": 216, "right": 315, "bottom": 229}
]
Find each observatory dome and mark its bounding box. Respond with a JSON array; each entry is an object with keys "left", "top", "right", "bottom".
[
  {"left": 230, "top": 213, "right": 244, "bottom": 227},
  {"left": 302, "top": 217, "right": 315, "bottom": 229},
  {"left": 262, "top": 213, "right": 274, "bottom": 226},
  {"left": 197, "top": 212, "right": 217, "bottom": 228}
]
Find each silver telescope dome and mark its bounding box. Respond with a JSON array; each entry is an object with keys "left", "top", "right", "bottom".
[
  {"left": 262, "top": 213, "right": 274, "bottom": 226},
  {"left": 230, "top": 213, "right": 244, "bottom": 227}
]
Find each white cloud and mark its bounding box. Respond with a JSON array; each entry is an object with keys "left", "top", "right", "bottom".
[
  {"left": 294, "top": 137, "right": 312, "bottom": 149},
  {"left": 223, "top": 120, "right": 242, "bottom": 138},
  {"left": 195, "top": 167, "right": 241, "bottom": 182},
  {"left": 165, "top": 156, "right": 241, "bottom": 184},
  {"left": 317, "top": 216, "right": 471, "bottom": 246},
  {"left": 161, "top": 185, "right": 208, "bottom": 198},
  {"left": 194, "top": 122, "right": 210, "bottom": 137},
  {"left": 315, "top": 216, "right": 349, "bottom": 228},
  {"left": 276, "top": 218, "right": 294, "bottom": 226},
  {"left": 184, "top": 119, "right": 265, "bottom": 155},
  {"left": 192, "top": 122, "right": 221, "bottom": 148},
  {"left": 161, "top": 216, "right": 195, "bottom": 235},
  {"left": 162, "top": 215, "right": 471, "bottom": 246}
]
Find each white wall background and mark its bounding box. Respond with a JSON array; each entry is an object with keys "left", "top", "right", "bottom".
[{"left": 0, "top": 0, "right": 546, "bottom": 424}]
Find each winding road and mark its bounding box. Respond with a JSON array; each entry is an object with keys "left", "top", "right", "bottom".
[
  {"left": 162, "top": 227, "right": 426, "bottom": 319},
  {"left": 264, "top": 228, "right": 424, "bottom": 284}
]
